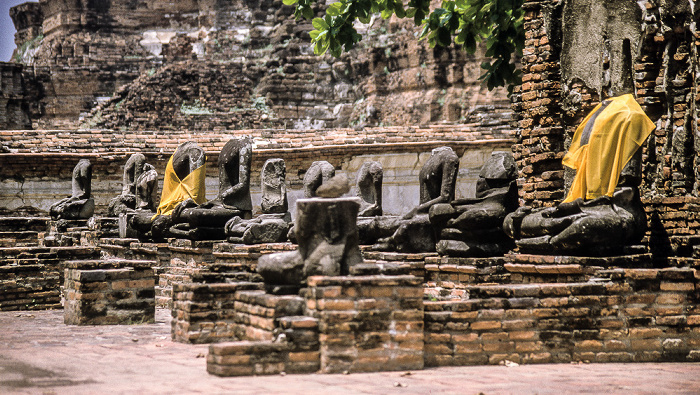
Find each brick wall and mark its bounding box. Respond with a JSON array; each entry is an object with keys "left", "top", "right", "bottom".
[
  {"left": 171, "top": 282, "right": 263, "bottom": 344},
  {"left": 512, "top": 0, "right": 699, "bottom": 250},
  {"left": 424, "top": 267, "right": 700, "bottom": 365},
  {"left": 0, "top": 62, "right": 32, "bottom": 129},
  {"left": 0, "top": 245, "right": 99, "bottom": 311},
  {"left": 9, "top": 0, "right": 513, "bottom": 132},
  {"left": 0, "top": 130, "right": 512, "bottom": 216}
]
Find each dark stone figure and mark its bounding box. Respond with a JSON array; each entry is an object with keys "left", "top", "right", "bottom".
[
  {"left": 429, "top": 152, "right": 519, "bottom": 257},
  {"left": 356, "top": 161, "right": 383, "bottom": 217},
  {"left": 129, "top": 141, "right": 206, "bottom": 240},
  {"left": 119, "top": 163, "right": 159, "bottom": 238},
  {"left": 287, "top": 161, "right": 337, "bottom": 242},
  {"left": 108, "top": 153, "right": 147, "bottom": 216},
  {"left": 170, "top": 138, "right": 253, "bottom": 240},
  {"left": 225, "top": 158, "right": 292, "bottom": 244},
  {"left": 134, "top": 163, "right": 158, "bottom": 212},
  {"left": 257, "top": 197, "right": 363, "bottom": 294},
  {"left": 260, "top": 158, "right": 288, "bottom": 214},
  {"left": 373, "top": 146, "right": 459, "bottom": 252},
  {"left": 303, "top": 161, "right": 335, "bottom": 198},
  {"left": 504, "top": 150, "right": 646, "bottom": 255},
  {"left": 50, "top": 159, "right": 95, "bottom": 220}
]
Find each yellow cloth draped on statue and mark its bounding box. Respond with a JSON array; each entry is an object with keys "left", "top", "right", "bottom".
[
  {"left": 154, "top": 155, "right": 207, "bottom": 217},
  {"left": 562, "top": 94, "right": 655, "bottom": 203}
]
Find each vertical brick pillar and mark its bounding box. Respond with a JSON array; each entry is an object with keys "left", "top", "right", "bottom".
[
  {"left": 305, "top": 275, "right": 424, "bottom": 373},
  {"left": 512, "top": 0, "right": 567, "bottom": 208}
]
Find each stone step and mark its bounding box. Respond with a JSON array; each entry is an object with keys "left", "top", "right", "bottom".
[{"left": 0, "top": 217, "right": 50, "bottom": 232}]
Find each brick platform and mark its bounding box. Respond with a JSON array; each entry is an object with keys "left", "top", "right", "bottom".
[
  {"left": 424, "top": 267, "right": 700, "bottom": 366},
  {"left": 0, "top": 245, "right": 99, "bottom": 311},
  {"left": 0, "top": 216, "right": 49, "bottom": 247},
  {"left": 63, "top": 259, "right": 156, "bottom": 325}
]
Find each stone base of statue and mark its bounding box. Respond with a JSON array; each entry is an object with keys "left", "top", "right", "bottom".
[
  {"left": 257, "top": 198, "right": 363, "bottom": 294},
  {"left": 504, "top": 187, "right": 647, "bottom": 256},
  {"left": 371, "top": 214, "right": 436, "bottom": 253},
  {"left": 226, "top": 213, "right": 292, "bottom": 244},
  {"left": 50, "top": 198, "right": 95, "bottom": 220},
  {"left": 357, "top": 215, "right": 401, "bottom": 245}
]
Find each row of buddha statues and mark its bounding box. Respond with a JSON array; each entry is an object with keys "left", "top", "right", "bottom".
[{"left": 49, "top": 95, "right": 654, "bottom": 259}]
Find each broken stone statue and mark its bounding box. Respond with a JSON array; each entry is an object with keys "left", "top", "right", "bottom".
[
  {"left": 170, "top": 138, "right": 253, "bottom": 240},
  {"left": 356, "top": 160, "right": 383, "bottom": 217},
  {"left": 287, "top": 160, "right": 337, "bottom": 242},
  {"left": 129, "top": 141, "right": 206, "bottom": 240},
  {"left": 429, "top": 151, "right": 519, "bottom": 257},
  {"left": 118, "top": 162, "right": 159, "bottom": 238},
  {"left": 372, "top": 146, "right": 459, "bottom": 252},
  {"left": 225, "top": 158, "right": 292, "bottom": 244},
  {"left": 354, "top": 160, "right": 404, "bottom": 245},
  {"left": 303, "top": 160, "right": 335, "bottom": 198},
  {"left": 504, "top": 94, "right": 655, "bottom": 255},
  {"left": 257, "top": 178, "right": 362, "bottom": 294},
  {"left": 108, "top": 153, "right": 147, "bottom": 216},
  {"left": 49, "top": 159, "right": 95, "bottom": 220}
]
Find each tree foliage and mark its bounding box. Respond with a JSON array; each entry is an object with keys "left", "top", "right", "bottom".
[{"left": 281, "top": 0, "right": 524, "bottom": 90}]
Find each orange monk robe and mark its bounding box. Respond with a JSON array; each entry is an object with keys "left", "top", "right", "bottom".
[
  {"left": 153, "top": 155, "right": 207, "bottom": 218},
  {"left": 562, "top": 94, "right": 655, "bottom": 203}
]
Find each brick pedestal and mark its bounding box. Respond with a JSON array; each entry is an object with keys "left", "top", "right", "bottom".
[
  {"left": 171, "top": 282, "right": 263, "bottom": 344},
  {"left": 63, "top": 259, "right": 156, "bottom": 325},
  {"left": 305, "top": 275, "right": 424, "bottom": 373}
]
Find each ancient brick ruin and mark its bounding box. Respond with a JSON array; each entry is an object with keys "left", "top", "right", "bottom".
[{"left": 1, "top": 0, "right": 699, "bottom": 379}]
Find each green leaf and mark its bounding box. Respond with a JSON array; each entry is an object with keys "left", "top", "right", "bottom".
[
  {"left": 283, "top": 0, "right": 298, "bottom": 5},
  {"left": 326, "top": 3, "right": 342, "bottom": 16},
  {"left": 312, "top": 17, "right": 329, "bottom": 30},
  {"left": 437, "top": 28, "right": 451, "bottom": 46},
  {"left": 302, "top": 6, "right": 314, "bottom": 19}
]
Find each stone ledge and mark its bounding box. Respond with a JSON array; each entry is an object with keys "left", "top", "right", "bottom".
[
  {"left": 64, "top": 259, "right": 155, "bottom": 269},
  {"left": 504, "top": 263, "right": 588, "bottom": 275},
  {"left": 506, "top": 253, "right": 653, "bottom": 267},
  {"left": 362, "top": 251, "right": 438, "bottom": 261},
  {"left": 307, "top": 275, "right": 423, "bottom": 287}
]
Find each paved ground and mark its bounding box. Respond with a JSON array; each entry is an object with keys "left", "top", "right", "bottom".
[{"left": 1, "top": 310, "right": 699, "bottom": 394}]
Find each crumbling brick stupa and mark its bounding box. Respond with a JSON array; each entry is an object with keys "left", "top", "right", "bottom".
[{"left": 5, "top": 0, "right": 512, "bottom": 131}]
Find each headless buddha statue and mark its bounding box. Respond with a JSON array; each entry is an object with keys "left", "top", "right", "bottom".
[
  {"left": 108, "top": 153, "right": 148, "bottom": 216},
  {"left": 129, "top": 141, "right": 206, "bottom": 239},
  {"left": 50, "top": 159, "right": 95, "bottom": 220},
  {"left": 373, "top": 146, "right": 459, "bottom": 252},
  {"left": 504, "top": 94, "right": 655, "bottom": 255}
]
